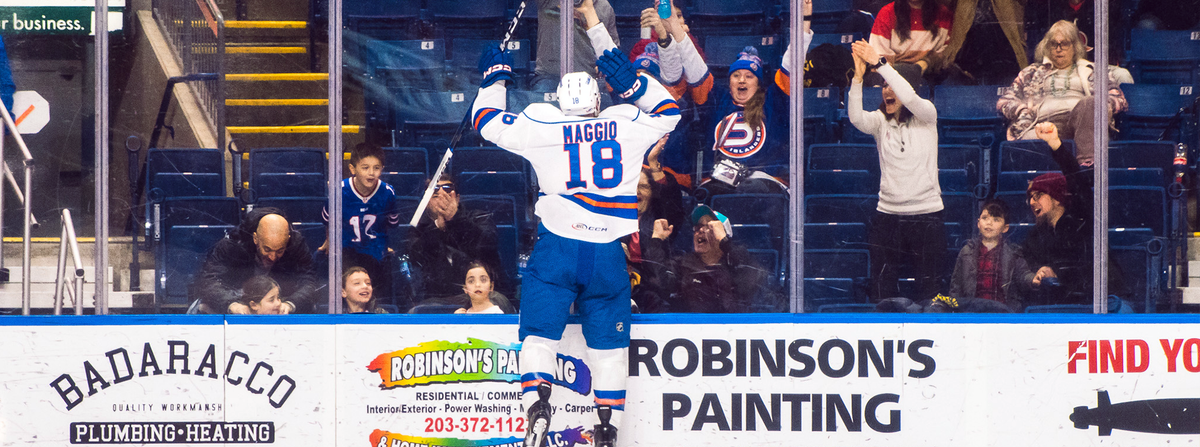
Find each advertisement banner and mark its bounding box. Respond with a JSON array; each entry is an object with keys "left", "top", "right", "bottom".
[{"left": 0, "top": 315, "right": 1197, "bottom": 446}]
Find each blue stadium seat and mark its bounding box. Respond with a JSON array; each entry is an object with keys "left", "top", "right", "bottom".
[
  {"left": 999, "top": 140, "right": 1058, "bottom": 173},
  {"left": 702, "top": 35, "right": 780, "bottom": 71},
  {"left": 456, "top": 172, "right": 529, "bottom": 230},
  {"left": 253, "top": 173, "right": 326, "bottom": 198},
  {"left": 933, "top": 85, "right": 1006, "bottom": 147},
  {"left": 733, "top": 224, "right": 774, "bottom": 252},
  {"left": 808, "top": 0, "right": 854, "bottom": 34},
  {"left": 807, "top": 143, "right": 878, "bottom": 171},
  {"left": 1005, "top": 222, "right": 1034, "bottom": 245},
  {"left": 938, "top": 144, "right": 982, "bottom": 189},
  {"left": 383, "top": 147, "right": 429, "bottom": 174},
  {"left": 941, "top": 192, "right": 978, "bottom": 236},
  {"left": 408, "top": 303, "right": 464, "bottom": 314},
  {"left": 804, "top": 170, "right": 878, "bottom": 195},
  {"left": 292, "top": 222, "right": 327, "bottom": 254},
  {"left": 365, "top": 39, "right": 447, "bottom": 89},
  {"left": 161, "top": 225, "right": 235, "bottom": 306},
  {"left": 1109, "top": 140, "right": 1176, "bottom": 172},
  {"left": 250, "top": 147, "right": 326, "bottom": 174},
  {"left": 451, "top": 146, "right": 529, "bottom": 178},
  {"left": 804, "top": 249, "right": 870, "bottom": 312},
  {"left": 386, "top": 195, "right": 423, "bottom": 253},
  {"left": 1128, "top": 29, "right": 1200, "bottom": 84},
  {"left": 817, "top": 303, "right": 876, "bottom": 313},
  {"left": 382, "top": 172, "right": 427, "bottom": 196},
  {"left": 145, "top": 148, "right": 225, "bottom": 209},
  {"left": 1111, "top": 239, "right": 1163, "bottom": 313},
  {"left": 747, "top": 248, "right": 781, "bottom": 290},
  {"left": 688, "top": 0, "right": 770, "bottom": 34},
  {"left": 939, "top": 169, "right": 971, "bottom": 193},
  {"left": 804, "top": 194, "right": 877, "bottom": 224},
  {"left": 392, "top": 89, "right": 479, "bottom": 152},
  {"left": 1108, "top": 168, "right": 1165, "bottom": 188},
  {"left": 711, "top": 193, "right": 789, "bottom": 256},
  {"left": 146, "top": 148, "right": 224, "bottom": 181},
  {"left": 803, "top": 222, "right": 867, "bottom": 250},
  {"left": 996, "top": 171, "right": 1048, "bottom": 193},
  {"left": 1109, "top": 186, "right": 1167, "bottom": 235},
  {"left": 255, "top": 197, "right": 327, "bottom": 224},
  {"left": 809, "top": 32, "right": 860, "bottom": 49},
  {"left": 993, "top": 191, "right": 1035, "bottom": 225},
  {"left": 344, "top": 0, "right": 423, "bottom": 41},
  {"left": 447, "top": 38, "right": 533, "bottom": 89},
  {"left": 508, "top": 90, "right": 558, "bottom": 111},
  {"left": 153, "top": 196, "right": 241, "bottom": 307},
  {"left": 805, "top": 87, "right": 841, "bottom": 147},
  {"left": 1116, "top": 84, "right": 1198, "bottom": 142}
]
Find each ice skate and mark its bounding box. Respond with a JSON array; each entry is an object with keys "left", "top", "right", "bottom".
[
  {"left": 524, "top": 383, "right": 552, "bottom": 447},
  {"left": 592, "top": 405, "right": 618, "bottom": 447}
]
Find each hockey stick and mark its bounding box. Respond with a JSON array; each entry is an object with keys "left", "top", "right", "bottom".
[{"left": 409, "top": 0, "right": 527, "bottom": 226}]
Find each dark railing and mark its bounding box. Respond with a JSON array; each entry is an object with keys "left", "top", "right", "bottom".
[{"left": 151, "top": 0, "right": 226, "bottom": 151}]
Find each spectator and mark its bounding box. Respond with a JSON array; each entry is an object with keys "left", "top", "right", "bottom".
[
  {"left": 531, "top": 0, "right": 620, "bottom": 90},
  {"left": 455, "top": 261, "right": 506, "bottom": 314},
  {"left": 320, "top": 142, "right": 401, "bottom": 304},
  {"left": 627, "top": 135, "right": 687, "bottom": 265},
  {"left": 342, "top": 266, "right": 388, "bottom": 314},
  {"left": 996, "top": 20, "right": 1127, "bottom": 167},
  {"left": 192, "top": 208, "right": 318, "bottom": 314},
  {"left": 642, "top": 206, "right": 777, "bottom": 313},
  {"left": 847, "top": 40, "right": 945, "bottom": 303},
  {"left": 240, "top": 276, "right": 284, "bottom": 315},
  {"left": 947, "top": 199, "right": 1034, "bottom": 311},
  {"left": 943, "top": 0, "right": 1029, "bottom": 85},
  {"left": 406, "top": 176, "right": 507, "bottom": 300},
  {"left": 867, "top": 0, "right": 958, "bottom": 84},
  {"left": 1021, "top": 122, "right": 1126, "bottom": 306},
  {"left": 652, "top": 6, "right": 805, "bottom": 194}
]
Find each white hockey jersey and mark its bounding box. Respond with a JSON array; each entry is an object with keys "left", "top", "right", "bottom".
[{"left": 471, "top": 29, "right": 681, "bottom": 243}]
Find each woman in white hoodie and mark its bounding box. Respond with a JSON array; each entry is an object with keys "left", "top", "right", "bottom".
[{"left": 848, "top": 40, "right": 945, "bottom": 304}]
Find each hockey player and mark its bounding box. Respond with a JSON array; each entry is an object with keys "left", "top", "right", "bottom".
[{"left": 471, "top": 1, "right": 681, "bottom": 445}]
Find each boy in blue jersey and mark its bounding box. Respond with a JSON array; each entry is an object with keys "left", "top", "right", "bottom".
[
  {"left": 472, "top": 1, "right": 681, "bottom": 445},
  {"left": 320, "top": 142, "right": 401, "bottom": 304}
]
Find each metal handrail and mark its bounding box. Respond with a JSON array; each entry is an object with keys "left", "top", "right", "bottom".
[
  {"left": 151, "top": 0, "right": 226, "bottom": 151},
  {"left": 0, "top": 98, "right": 36, "bottom": 315},
  {"left": 54, "top": 209, "right": 86, "bottom": 316}
]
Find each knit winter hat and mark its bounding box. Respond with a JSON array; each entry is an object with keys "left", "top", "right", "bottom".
[
  {"left": 631, "top": 42, "right": 662, "bottom": 79},
  {"left": 691, "top": 205, "right": 733, "bottom": 237},
  {"left": 727, "top": 46, "right": 764, "bottom": 81},
  {"left": 1027, "top": 172, "right": 1069, "bottom": 206}
]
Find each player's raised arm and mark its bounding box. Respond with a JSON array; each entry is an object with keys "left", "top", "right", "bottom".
[{"left": 471, "top": 47, "right": 517, "bottom": 137}]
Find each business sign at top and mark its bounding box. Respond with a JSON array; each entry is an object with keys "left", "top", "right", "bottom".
[{"left": 0, "top": 0, "right": 125, "bottom": 35}]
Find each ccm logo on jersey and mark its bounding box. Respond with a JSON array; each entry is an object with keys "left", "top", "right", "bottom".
[
  {"left": 484, "top": 64, "right": 512, "bottom": 77},
  {"left": 571, "top": 223, "right": 607, "bottom": 232},
  {"left": 714, "top": 111, "right": 765, "bottom": 159}
]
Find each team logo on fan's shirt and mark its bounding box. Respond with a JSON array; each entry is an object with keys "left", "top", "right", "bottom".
[{"left": 714, "top": 111, "right": 765, "bottom": 159}]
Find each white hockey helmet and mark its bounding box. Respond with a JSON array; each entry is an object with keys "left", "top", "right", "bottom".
[{"left": 556, "top": 72, "right": 601, "bottom": 116}]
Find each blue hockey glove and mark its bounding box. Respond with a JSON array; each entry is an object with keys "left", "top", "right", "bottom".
[
  {"left": 597, "top": 48, "right": 647, "bottom": 101},
  {"left": 478, "top": 46, "right": 515, "bottom": 88}
]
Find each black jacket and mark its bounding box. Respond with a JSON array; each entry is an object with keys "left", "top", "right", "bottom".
[
  {"left": 643, "top": 235, "right": 773, "bottom": 313},
  {"left": 406, "top": 208, "right": 506, "bottom": 299},
  {"left": 191, "top": 207, "right": 319, "bottom": 313}
]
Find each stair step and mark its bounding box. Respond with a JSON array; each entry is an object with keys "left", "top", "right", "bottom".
[
  {"left": 1182, "top": 287, "right": 1200, "bottom": 304},
  {"left": 227, "top": 98, "right": 328, "bottom": 106},
  {"left": 226, "top": 20, "right": 307, "bottom": 29},
  {"left": 226, "top": 73, "right": 328, "bottom": 81},
  {"left": 228, "top": 125, "right": 362, "bottom": 134},
  {"left": 226, "top": 46, "right": 307, "bottom": 54}
]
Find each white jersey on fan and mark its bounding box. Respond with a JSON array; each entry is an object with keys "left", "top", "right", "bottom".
[{"left": 472, "top": 26, "right": 681, "bottom": 243}]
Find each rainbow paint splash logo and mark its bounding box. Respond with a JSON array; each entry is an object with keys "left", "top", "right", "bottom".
[
  {"left": 369, "top": 427, "right": 593, "bottom": 447},
  {"left": 368, "top": 338, "right": 523, "bottom": 388},
  {"left": 366, "top": 339, "right": 593, "bottom": 395}
]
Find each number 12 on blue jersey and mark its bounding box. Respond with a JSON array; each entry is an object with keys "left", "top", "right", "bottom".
[{"left": 564, "top": 140, "right": 623, "bottom": 189}]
